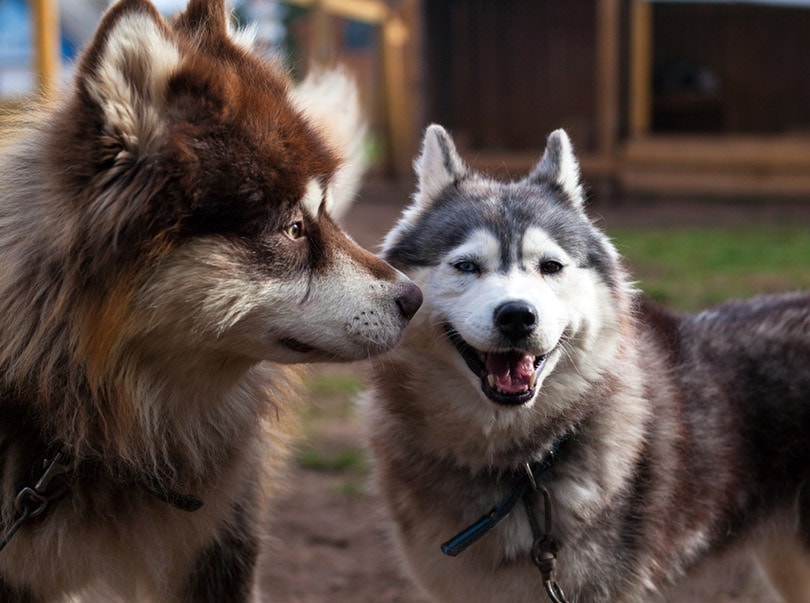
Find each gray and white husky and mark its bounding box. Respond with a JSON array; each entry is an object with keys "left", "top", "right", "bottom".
[{"left": 363, "top": 125, "right": 810, "bottom": 602}]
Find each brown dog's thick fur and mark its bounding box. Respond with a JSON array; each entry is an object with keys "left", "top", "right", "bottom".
[{"left": 0, "top": 1, "right": 420, "bottom": 600}]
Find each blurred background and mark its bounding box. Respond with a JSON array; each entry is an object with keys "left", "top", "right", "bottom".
[
  {"left": 2, "top": 2, "right": 809, "bottom": 601},
  {"left": 5, "top": 0, "right": 805, "bottom": 317},
  {"left": 5, "top": 0, "right": 810, "bottom": 191}
]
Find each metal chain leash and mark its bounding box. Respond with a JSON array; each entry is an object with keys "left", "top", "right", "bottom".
[
  {"left": 439, "top": 441, "right": 572, "bottom": 603},
  {"left": 522, "top": 463, "right": 569, "bottom": 603}
]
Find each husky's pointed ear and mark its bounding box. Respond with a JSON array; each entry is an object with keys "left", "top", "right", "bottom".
[
  {"left": 414, "top": 124, "right": 467, "bottom": 202},
  {"left": 527, "top": 129, "right": 584, "bottom": 208},
  {"left": 380, "top": 125, "right": 466, "bottom": 255},
  {"left": 79, "top": 0, "right": 181, "bottom": 158}
]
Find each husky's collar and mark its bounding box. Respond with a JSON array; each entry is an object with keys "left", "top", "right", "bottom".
[
  {"left": 440, "top": 433, "right": 572, "bottom": 602},
  {"left": 440, "top": 433, "right": 569, "bottom": 557}
]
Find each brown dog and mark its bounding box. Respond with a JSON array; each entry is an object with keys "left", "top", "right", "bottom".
[{"left": 0, "top": 1, "right": 420, "bottom": 600}]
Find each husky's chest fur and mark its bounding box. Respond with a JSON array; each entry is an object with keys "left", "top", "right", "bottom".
[{"left": 365, "top": 125, "right": 810, "bottom": 602}]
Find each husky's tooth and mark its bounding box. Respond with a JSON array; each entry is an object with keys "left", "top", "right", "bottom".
[
  {"left": 487, "top": 374, "right": 495, "bottom": 388},
  {"left": 529, "top": 370, "right": 538, "bottom": 390}
]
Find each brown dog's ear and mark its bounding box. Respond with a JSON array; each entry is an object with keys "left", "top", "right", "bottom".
[
  {"left": 173, "top": 0, "right": 228, "bottom": 38},
  {"left": 77, "top": 0, "right": 182, "bottom": 161},
  {"left": 172, "top": 0, "right": 259, "bottom": 53}
]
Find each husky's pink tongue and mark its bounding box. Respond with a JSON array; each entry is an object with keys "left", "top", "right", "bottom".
[{"left": 486, "top": 351, "right": 535, "bottom": 393}]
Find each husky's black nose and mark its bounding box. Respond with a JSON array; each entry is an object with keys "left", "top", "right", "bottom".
[
  {"left": 396, "top": 282, "right": 423, "bottom": 321},
  {"left": 494, "top": 301, "right": 537, "bottom": 340}
]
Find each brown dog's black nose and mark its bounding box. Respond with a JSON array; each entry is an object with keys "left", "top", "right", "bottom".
[{"left": 396, "top": 282, "right": 423, "bottom": 321}]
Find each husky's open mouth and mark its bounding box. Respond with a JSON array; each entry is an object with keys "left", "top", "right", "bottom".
[{"left": 444, "top": 325, "right": 546, "bottom": 406}]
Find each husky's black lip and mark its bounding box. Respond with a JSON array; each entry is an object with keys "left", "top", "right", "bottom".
[{"left": 443, "top": 324, "right": 546, "bottom": 407}]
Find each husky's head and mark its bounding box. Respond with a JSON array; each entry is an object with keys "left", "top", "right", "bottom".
[
  {"left": 0, "top": 0, "right": 422, "bottom": 392},
  {"left": 381, "top": 125, "right": 627, "bottom": 410}
]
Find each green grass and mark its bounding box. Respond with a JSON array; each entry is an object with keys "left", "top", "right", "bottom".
[
  {"left": 297, "top": 447, "right": 368, "bottom": 473},
  {"left": 301, "top": 373, "right": 364, "bottom": 422},
  {"left": 296, "top": 372, "right": 369, "bottom": 495},
  {"left": 610, "top": 225, "right": 810, "bottom": 311},
  {"left": 307, "top": 373, "right": 364, "bottom": 400}
]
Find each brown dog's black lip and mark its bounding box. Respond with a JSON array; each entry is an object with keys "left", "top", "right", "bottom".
[{"left": 279, "top": 337, "right": 316, "bottom": 353}]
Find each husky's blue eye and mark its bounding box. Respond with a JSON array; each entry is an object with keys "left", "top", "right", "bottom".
[
  {"left": 454, "top": 261, "right": 479, "bottom": 274},
  {"left": 541, "top": 260, "right": 563, "bottom": 275}
]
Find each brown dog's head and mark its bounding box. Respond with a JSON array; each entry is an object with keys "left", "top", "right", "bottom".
[{"left": 40, "top": 0, "right": 421, "bottom": 372}]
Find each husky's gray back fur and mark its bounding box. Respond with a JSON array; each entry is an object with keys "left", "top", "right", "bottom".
[{"left": 365, "top": 125, "right": 810, "bottom": 602}]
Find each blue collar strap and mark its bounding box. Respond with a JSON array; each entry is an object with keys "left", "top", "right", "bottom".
[{"left": 440, "top": 437, "right": 564, "bottom": 557}]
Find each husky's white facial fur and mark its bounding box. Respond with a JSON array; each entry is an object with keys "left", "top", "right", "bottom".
[
  {"left": 383, "top": 125, "right": 623, "bottom": 413},
  {"left": 425, "top": 226, "right": 612, "bottom": 400}
]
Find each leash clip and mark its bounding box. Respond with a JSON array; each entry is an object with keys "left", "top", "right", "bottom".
[
  {"left": 15, "top": 452, "right": 70, "bottom": 518},
  {"left": 2, "top": 452, "right": 71, "bottom": 553}
]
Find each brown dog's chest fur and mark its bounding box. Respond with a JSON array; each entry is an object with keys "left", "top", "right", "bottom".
[{"left": 0, "top": 362, "right": 298, "bottom": 599}]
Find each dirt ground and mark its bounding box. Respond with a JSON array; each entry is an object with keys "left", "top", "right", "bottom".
[{"left": 258, "top": 179, "right": 810, "bottom": 603}]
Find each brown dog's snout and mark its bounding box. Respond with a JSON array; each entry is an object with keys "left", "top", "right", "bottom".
[{"left": 396, "top": 282, "right": 423, "bottom": 321}]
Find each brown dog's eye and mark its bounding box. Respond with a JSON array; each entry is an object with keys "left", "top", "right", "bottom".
[{"left": 283, "top": 221, "right": 305, "bottom": 240}]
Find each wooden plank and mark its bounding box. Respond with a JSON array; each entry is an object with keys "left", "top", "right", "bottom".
[
  {"left": 381, "top": 13, "right": 411, "bottom": 176},
  {"left": 621, "top": 170, "right": 810, "bottom": 196},
  {"left": 622, "top": 134, "right": 810, "bottom": 195},
  {"left": 628, "top": 0, "right": 652, "bottom": 139},
  {"left": 31, "top": 0, "right": 60, "bottom": 101},
  {"left": 624, "top": 136, "right": 810, "bottom": 170},
  {"left": 283, "top": 0, "right": 388, "bottom": 25},
  {"left": 310, "top": 0, "right": 332, "bottom": 65},
  {"left": 595, "top": 0, "right": 620, "bottom": 157}
]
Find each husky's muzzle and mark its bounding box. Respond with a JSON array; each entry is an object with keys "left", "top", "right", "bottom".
[{"left": 444, "top": 301, "right": 549, "bottom": 406}]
